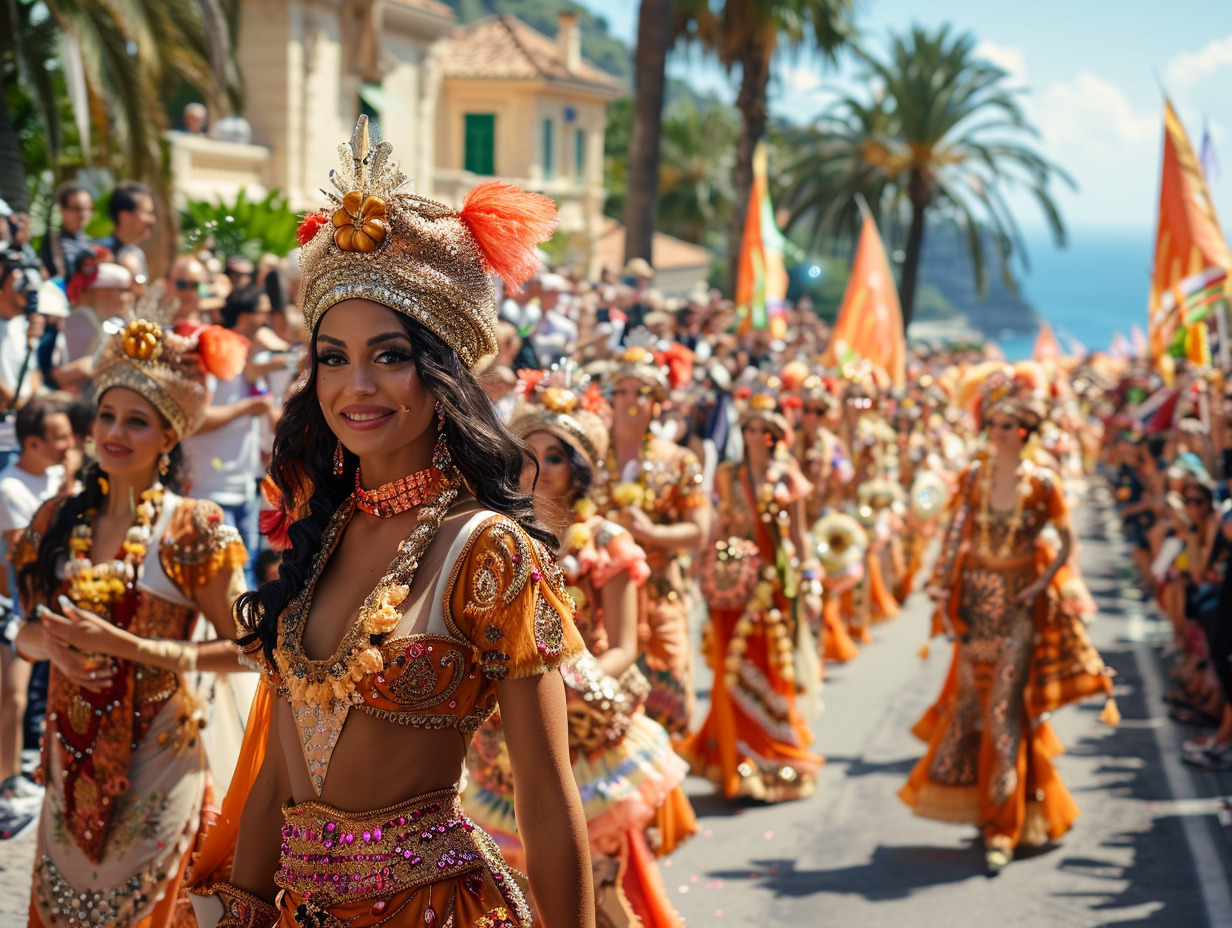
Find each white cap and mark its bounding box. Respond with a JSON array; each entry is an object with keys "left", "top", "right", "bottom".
[{"left": 35, "top": 280, "right": 70, "bottom": 318}]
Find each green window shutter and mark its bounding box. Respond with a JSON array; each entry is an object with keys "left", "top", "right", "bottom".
[
  {"left": 575, "top": 128, "right": 585, "bottom": 177},
  {"left": 542, "top": 119, "right": 554, "bottom": 180},
  {"left": 464, "top": 114, "right": 495, "bottom": 175}
]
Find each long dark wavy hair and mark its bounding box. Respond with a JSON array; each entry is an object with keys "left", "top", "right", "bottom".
[
  {"left": 21, "top": 422, "right": 187, "bottom": 607},
  {"left": 235, "top": 310, "right": 553, "bottom": 665}
]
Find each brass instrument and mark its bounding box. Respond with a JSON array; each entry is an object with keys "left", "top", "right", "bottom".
[{"left": 812, "top": 512, "right": 868, "bottom": 577}]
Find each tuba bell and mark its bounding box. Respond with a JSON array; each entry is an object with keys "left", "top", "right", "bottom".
[
  {"left": 909, "top": 470, "right": 949, "bottom": 521},
  {"left": 812, "top": 512, "right": 869, "bottom": 577}
]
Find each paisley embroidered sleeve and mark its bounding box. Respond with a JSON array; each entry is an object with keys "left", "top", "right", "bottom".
[
  {"left": 159, "top": 498, "right": 248, "bottom": 598},
  {"left": 588, "top": 520, "right": 651, "bottom": 590},
  {"left": 447, "top": 517, "right": 584, "bottom": 681},
  {"left": 673, "top": 448, "right": 707, "bottom": 510}
]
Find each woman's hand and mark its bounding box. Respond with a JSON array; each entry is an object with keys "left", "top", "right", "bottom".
[
  {"left": 926, "top": 585, "right": 949, "bottom": 603},
  {"left": 41, "top": 630, "right": 116, "bottom": 691},
  {"left": 1016, "top": 579, "right": 1048, "bottom": 604},
  {"left": 613, "top": 505, "right": 655, "bottom": 542},
  {"left": 40, "top": 602, "right": 137, "bottom": 662}
]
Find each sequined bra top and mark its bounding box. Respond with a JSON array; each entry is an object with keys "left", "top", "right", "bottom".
[{"left": 243, "top": 506, "right": 583, "bottom": 795}]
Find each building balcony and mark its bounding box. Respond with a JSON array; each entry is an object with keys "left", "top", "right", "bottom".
[{"left": 167, "top": 131, "right": 272, "bottom": 206}]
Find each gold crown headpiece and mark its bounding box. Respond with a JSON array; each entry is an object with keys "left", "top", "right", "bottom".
[
  {"left": 735, "top": 381, "right": 791, "bottom": 441},
  {"left": 298, "top": 116, "right": 558, "bottom": 370},
  {"left": 93, "top": 319, "right": 248, "bottom": 439},
  {"left": 511, "top": 361, "right": 609, "bottom": 468},
  {"left": 608, "top": 328, "right": 668, "bottom": 398}
]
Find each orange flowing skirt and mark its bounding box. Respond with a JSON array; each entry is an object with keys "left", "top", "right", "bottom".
[
  {"left": 821, "top": 596, "right": 861, "bottom": 663},
  {"left": 678, "top": 606, "right": 824, "bottom": 802}
]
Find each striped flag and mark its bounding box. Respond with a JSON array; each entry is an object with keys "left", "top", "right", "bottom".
[
  {"left": 1148, "top": 99, "right": 1232, "bottom": 366},
  {"left": 735, "top": 142, "right": 788, "bottom": 333}
]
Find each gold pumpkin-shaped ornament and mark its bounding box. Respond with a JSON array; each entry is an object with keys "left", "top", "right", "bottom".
[
  {"left": 122, "top": 320, "right": 162, "bottom": 361},
  {"left": 332, "top": 191, "right": 388, "bottom": 253}
]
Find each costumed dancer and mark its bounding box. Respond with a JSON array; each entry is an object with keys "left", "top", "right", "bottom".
[
  {"left": 793, "top": 375, "right": 860, "bottom": 664},
  {"left": 13, "top": 316, "right": 250, "bottom": 928},
  {"left": 678, "top": 391, "right": 825, "bottom": 802},
  {"left": 900, "top": 374, "right": 1115, "bottom": 874},
  {"left": 191, "top": 117, "right": 594, "bottom": 928},
  {"left": 464, "top": 370, "right": 691, "bottom": 927},
  {"left": 595, "top": 334, "right": 710, "bottom": 742}
]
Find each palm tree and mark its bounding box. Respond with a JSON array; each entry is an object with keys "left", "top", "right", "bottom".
[
  {"left": 692, "top": 0, "right": 855, "bottom": 290},
  {"left": 0, "top": 0, "right": 240, "bottom": 211},
  {"left": 783, "top": 25, "right": 1071, "bottom": 330},
  {"left": 623, "top": 0, "right": 693, "bottom": 265}
]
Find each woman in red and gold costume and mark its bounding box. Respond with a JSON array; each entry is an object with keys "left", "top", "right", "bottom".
[
  {"left": 12, "top": 316, "right": 250, "bottom": 928},
  {"left": 900, "top": 382, "right": 1114, "bottom": 874},
  {"left": 191, "top": 118, "right": 594, "bottom": 928},
  {"left": 678, "top": 393, "right": 824, "bottom": 802},
  {"left": 464, "top": 372, "right": 690, "bottom": 928},
  {"left": 595, "top": 339, "right": 710, "bottom": 741}
]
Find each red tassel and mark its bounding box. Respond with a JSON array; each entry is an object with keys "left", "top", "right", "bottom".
[
  {"left": 259, "top": 507, "right": 294, "bottom": 552},
  {"left": 457, "top": 181, "right": 557, "bottom": 289}
]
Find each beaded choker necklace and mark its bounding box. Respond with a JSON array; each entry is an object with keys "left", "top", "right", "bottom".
[{"left": 353, "top": 466, "right": 445, "bottom": 517}]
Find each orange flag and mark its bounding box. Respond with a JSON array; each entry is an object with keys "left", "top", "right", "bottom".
[
  {"left": 1148, "top": 99, "right": 1232, "bottom": 364},
  {"left": 822, "top": 214, "right": 906, "bottom": 387},
  {"left": 1032, "top": 321, "right": 1062, "bottom": 362}
]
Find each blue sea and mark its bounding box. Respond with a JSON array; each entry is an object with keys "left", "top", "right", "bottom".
[{"left": 998, "top": 228, "right": 1155, "bottom": 360}]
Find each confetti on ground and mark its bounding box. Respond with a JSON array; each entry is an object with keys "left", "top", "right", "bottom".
[
  {"left": 764, "top": 830, "right": 774, "bottom": 839},
  {"left": 703, "top": 828, "right": 713, "bottom": 837},
  {"left": 677, "top": 885, "right": 689, "bottom": 894}
]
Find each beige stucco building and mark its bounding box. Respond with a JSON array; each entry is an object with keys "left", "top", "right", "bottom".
[{"left": 167, "top": 3, "right": 623, "bottom": 271}]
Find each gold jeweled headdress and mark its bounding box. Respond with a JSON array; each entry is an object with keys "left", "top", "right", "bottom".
[
  {"left": 298, "top": 116, "right": 559, "bottom": 369},
  {"left": 92, "top": 319, "right": 248, "bottom": 439},
  {"left": 511, "top": 363, "right": 609, "bottom": 469}
]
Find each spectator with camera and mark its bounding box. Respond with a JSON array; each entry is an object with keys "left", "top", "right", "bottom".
[
  {"left": 96, "top": 181, "right": 156, "bottom": 281},
  {"left": 38, "top": 184, "right": 95, "bottom": 281},
  {"left": 0, "top": 250, "right": 48, "bottom": 414},
  {"left": 0, "top": 396, "right": 73, "bottom": 827}
]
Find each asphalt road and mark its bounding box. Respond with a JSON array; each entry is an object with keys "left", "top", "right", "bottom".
[
  {"left": 2, "top": 484, "right": 1230, "bottom": 926},
  {"left": 664, "top": 483, "right": 1232, "bottom": 927}
]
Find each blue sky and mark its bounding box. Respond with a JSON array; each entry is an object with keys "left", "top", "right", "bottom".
[{"left": 581, "top": 1, "right": 1232, "bottom": 235}]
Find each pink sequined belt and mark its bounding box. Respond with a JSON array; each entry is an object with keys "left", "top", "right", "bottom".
[{"left": 274, "top": 787, "right": 516, "bottom": 907}]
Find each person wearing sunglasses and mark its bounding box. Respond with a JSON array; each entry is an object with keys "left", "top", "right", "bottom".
[
  {"left": 166, "top": 254, "right": 208, "bottom": 325},
  {"left": 906, "top": 385, "right": 1114, "bottom": 874}
]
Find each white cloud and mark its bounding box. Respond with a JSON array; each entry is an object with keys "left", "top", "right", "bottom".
[
  {"left": 1036, "top": 71, "right": 1156, "bottom": 150},
  {"left": 973, "top": 40, "right": 1027, "bottom": 88},
  {"left": 1163, "top": 34, "right": 1232, "bottom": 90}
]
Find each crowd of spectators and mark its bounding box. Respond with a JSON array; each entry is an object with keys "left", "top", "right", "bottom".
[{"left": 1106, "top": 370, "right": 1232, "bottom": 768}]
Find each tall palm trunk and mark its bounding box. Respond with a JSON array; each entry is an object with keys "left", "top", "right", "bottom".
[
  {"left": 897, "top": 168, "right": 931, "bottom": 332},
  {"left": 624, "top": 0, "right": 677, "bottom": 265},
  {"left": 0, "top": 88, "right": 28, "bottom": 212},
  {"left": 728, "top": 41, "right": 772, "bottom": 293}
]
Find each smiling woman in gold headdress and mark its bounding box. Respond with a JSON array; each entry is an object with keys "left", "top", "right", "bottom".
[
  {"left": 12, "top": 317, "right": 250, "bottom": 928},
  {"left": 192, "top": 118, "right": 593, "bottom": 928}
]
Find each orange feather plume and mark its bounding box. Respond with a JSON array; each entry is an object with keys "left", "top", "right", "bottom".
[
  {"left": 457, "top": 181, "right": 558, "bottom": 289},
  {"left": 194, "top": 326, "right": 250, "bottom": 381}
]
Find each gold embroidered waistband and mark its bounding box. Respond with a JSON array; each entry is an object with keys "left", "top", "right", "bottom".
[{"left": 274, "top": 788, "right": 517, "bottom": 907}]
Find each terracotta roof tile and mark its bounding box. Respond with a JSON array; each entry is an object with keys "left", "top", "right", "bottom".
[
  {"left": 443, "top": 14, "right": 623, "bottom": 92},
  {"left": 597, "top": 219, "right": 712, "bottom": 272}
]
